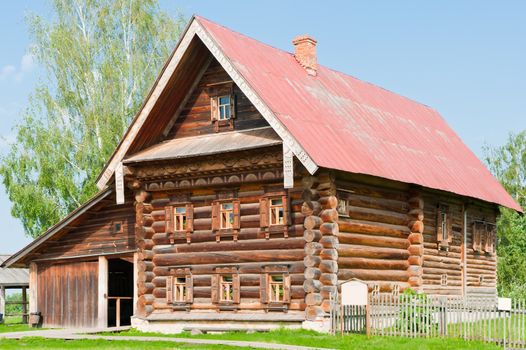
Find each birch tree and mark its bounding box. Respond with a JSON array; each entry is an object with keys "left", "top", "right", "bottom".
[{"left": 0, "top": 0, "right": 185, "bottom": 238}]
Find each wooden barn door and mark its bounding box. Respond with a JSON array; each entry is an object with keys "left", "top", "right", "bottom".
[{"left": 37, "top": 261, "right": 98, "bottom": 328}]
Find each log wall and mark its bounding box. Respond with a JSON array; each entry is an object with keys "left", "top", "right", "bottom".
[
  {"left": 33, "top": 196, "right": 136, "bottom": 262},
  {"left": 336, "top": 177, "right": 411, "bottom": 293},
  {"left": 136, "top": 178, "right": 306, "bottom": 316},
  {"left": 422, "top": 194, "right": 464, "bottom": 295},
  {"left": 465, "top": 205, "right": 498, "bottom": 297},
  {"left": 166, "top": 58, "right": 268, "bottom": 139}
]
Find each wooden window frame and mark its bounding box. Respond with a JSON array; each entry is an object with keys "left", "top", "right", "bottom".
[
  {"left": 111, "top": 220, "right": 124, "bottom": 235},
  {"left": 436, "top": 203, "right": 452, "bottom": 251},
  {"left": 260, "top": 190, "right": 290, "bottom": 239},
  {"left": 260, "top": 265, "right": 290, "bottom": 312},
  {"left": 336, "top": 190, "right": 351, "bottom": 217},
  {"left": 211, "top": 267, "right": 240, "bottom": 310},
  {"left": 166, "top": 268, "right": 193, "bottom": 311},
  {"left": 212, "top": 199, "right": 240, "bottom": 242},
  {"left": 209, "top": 83, "right": 236, "bottom": 132},
  {"left": 165, "top": 203, "right": 194, "bottom": 244},
  {"left": 472, "top": 220, "right": 484, "bottom": 253},
  {"left": 441, "top": 274, "right": 448, "bottom": 286},
  {"left": 484, "top": 223, "right": 496, "bottom": 255}
]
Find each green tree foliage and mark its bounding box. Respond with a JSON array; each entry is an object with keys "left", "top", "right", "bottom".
[
  {"left": 0, "top": 0, "right": 185, "bottom": 238},
  {"left": 485, "top": 131, "right": 526, "bottom": 298}
]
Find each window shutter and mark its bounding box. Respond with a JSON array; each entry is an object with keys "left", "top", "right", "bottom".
[
  {"left": 446, "top": 208, "right": 453, "bottom": 243},
  {"left": 484, "top": 224, "right": 495, "bottom": 254},
  {"left": 282, "top": 194, "right": 291, "bottom": 225},
  {"left": 210, "top": 96, "right": 218, "bottom": 121},
  {"left": 233, "top": 273, "right": 241, "bottom": 304},
  {"left": 185, "top": 274, "right": 193, "bottom": 303},
  {"left": 436, "top": 206, "right": 444, "bottom": 244},
  {"left": 260, "top": 273, "right": 268, "bottom": 304},
  {"left": 211, "top": 274, "right": 219, "bottom": 303},
  {"left": 473, "top": 222, "right": 483, "bottom": 252},
  {"left": 233, "top": 200, "right": 241, "bottom": 230},
  {"left": 186, "top": 203, "right": 194, "bottom": 233},
  {"left": 165, "top": 206, "right": 174, "bottom": 234},
  {"left": 283, "top": 273, "right": 291, "bottom": 304},
  {"left": 211, "top": 202, "right": 220, "bottom": 231},
  {"left": 229, "top": 86, "right": 236, "bottom": 119},
  {"left": 260, "top": 198, "right": 269, "bottom": 228},
  {"left": 166, "top": 276, "right": 173, "bottom": 304}
]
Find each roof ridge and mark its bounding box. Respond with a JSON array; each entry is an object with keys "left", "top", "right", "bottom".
[{"left": 196, "top": 15, "right": 438, "bottom": 113}]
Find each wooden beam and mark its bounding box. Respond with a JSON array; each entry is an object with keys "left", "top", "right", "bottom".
[
  {"left": 22, "top": 287, "right": 27, "bottom": 324},
  {"left": 0, "top": 286, "right": 5, "bottom": 322},
  {"left": 29, "top": 263, "right": 37, "bottom": 315},
  {"left": 98, "top": 256, "right": 108, "bottom": 328},
  {"left": 133, "top": 252, "right": 138, "bottom": 316}
]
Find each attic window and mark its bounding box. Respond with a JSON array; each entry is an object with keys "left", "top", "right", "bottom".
[
  {"left": 112, "top": 221, "right": 123, "bottom": 235},
  {"left": 218, "top": 95, "right": 231, "bottom": 120}
]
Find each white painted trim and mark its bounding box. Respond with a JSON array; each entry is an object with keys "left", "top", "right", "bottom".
[
  {"left": 98, "top": 256, "right": 108, "bottom": 328},
  {"left": 133, "top": 252, "right": 138, "bottom": 315},
  {"left": 29, "top": 263, "right": 38, "bottom": 314},
  {"left": 283, "top": 143, "right": 294, "bottom": 189},
  {"left": 0, "top": 286, "right": 5, "bottom": 317},
  {"left": 96, "top": 18, "right": 319, "bottom": 190},
  {"left": 194, "top": 21, "right": 318, "bottom": 175}
]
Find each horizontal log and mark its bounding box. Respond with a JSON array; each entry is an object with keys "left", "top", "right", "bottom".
[
  {"left": 320, "top": 273, "right": 337, "bottom": 286},
  {"left": 304, "top": 242, "right": 323, "bottom": 256},
  {"left": 304, "top": 255, "right": 321, "bottom": 268},
  {"left": 338, "top": 269, "right": 408, "bottom": 282},
  {"left": 303, "top": 279, "right": 322, "bottom": 293},
  {"left": 305, "top": 305, "right": 325, "bottom": 321},
  {"left": 338, "top": 257, "right": 409, "bottom": 271},
  {"left": 348, "top": 206, "right": 408, "bottom": 226},
  {"left": 301, "top": 201, "right": 321, "bottom": 216},
  {"left": 306, "top": 293, "right": 323, "bottom": 306},
  {"left": 153, "top": 237, "right": 305, "bottom": 255},
  {"left": 336, "top": 232, "right": 409, "bottom": 250},
  {"left": 338, "top": 244, "right": 409, "bottom": 260},
  {"left": 152, "top": 262, "right": 305, "bottom": 276},
  {"left": 153, "top": 249, "right": 305, "bottom": 266},
  {"left": 305, "top": 267, "right": 321, "bottom": 280},
  {"left": 319, "top": 260, "right": 338, "bottom": 274},
  {"left": 338, "top": 220, "right": 410, "bottom": 238},
  {"left": 320, "top": 222, "right": 339, "bottom": 236},
  {"left": 304, "top": 216, "right": 322, "bottom": 230},
  {"left": 319, "top": 196, "right": 338, "bottom": 210},
  {"left": 320, "top": 209, "right": 338, "bottom": 223},
  {"left": 320, "top": 236, "right": 339, "bottom": 249},
  {"left": 319, "top": 249, "right": 338, "bottom": 261},
  {"left": 303, "top": 230, "right": 322, "bottom": 243}
]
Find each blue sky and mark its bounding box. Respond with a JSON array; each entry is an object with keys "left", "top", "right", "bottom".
[{"left": 0, "top": 1, "right": 524, "bottom": 253}]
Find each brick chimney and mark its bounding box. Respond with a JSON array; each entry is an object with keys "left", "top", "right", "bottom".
[{"left": 292, "top": 35, "right": 317, "bottom": 76}]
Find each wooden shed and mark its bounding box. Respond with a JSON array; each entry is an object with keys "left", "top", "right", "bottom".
[
  {"left": 3, "top": 16, "right": 520, "bottom": 332},
  {"left": 0, "top": 255, "right": 29, "bottom": 323}
]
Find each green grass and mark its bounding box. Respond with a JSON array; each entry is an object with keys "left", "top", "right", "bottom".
[
  {"left": 102, "top": 328, "right": 502, "bottom": 350},
  {"left": 0, "top": 338, "right": 252, "bottom": 349},
  {"left": 0, "top": 317, "right": 35, "bottom": 333}
]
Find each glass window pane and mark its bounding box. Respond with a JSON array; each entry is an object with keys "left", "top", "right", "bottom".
[
  {"left": 222, "top": 203, "right": 233, "bottom": 210},
  {"left": 271, "top": 198, "right": 283, "bottom": 206},
  {"left": 176, "top": 207, "right": 186, "bottom": 214},
  {"left": 219, "top": 96, "right": 230, "bottom": 105}
]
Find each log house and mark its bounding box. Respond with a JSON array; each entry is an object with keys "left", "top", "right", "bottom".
[{"left": 2, "top": 16, "right": 520, "bottom": 332}]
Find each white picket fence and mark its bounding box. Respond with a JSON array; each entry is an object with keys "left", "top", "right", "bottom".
[{"left": 332, "top": 293, "right": 526, "bottom": 348}]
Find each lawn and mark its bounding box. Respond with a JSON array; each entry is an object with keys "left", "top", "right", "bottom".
[
  {"left": 102, "top": 328, "right": 502, "bottom": 350},
  {"left": 0, "top": 338, "right": 252, "bottom": 350},
  {"left": 0, "top": 316, "right": 35, "bottom": 333}
]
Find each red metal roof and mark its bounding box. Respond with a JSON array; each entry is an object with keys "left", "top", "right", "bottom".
[{"left": 197, "top": 16, "right": 521, "bottom": 211}]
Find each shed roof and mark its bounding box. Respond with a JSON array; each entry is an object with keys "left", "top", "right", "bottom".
[
  {"left": 125, "top": 127, "right": 281, "bottom": 164},
  {"left": 0, "top": 255, "right": 28, "bottom": 286}
]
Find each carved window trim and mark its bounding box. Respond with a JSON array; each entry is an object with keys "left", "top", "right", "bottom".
[
  {"left": 260, "top": 265, "right": 290, "bottom": 312},
  {"left": 441, "top": 274, "right": 448, "bottom": 286},
  {"left": 212, "top": 198, "right": 240, "bottom": 242},
  {"left": 472, "top": 220, "right": 485, "bottom": 253},
  {"left": 166, "top": 267, "right": 193, "bottom": 310},
  {"left": 165, "top": 203, "right": 194, "bottom": 244},
  {"left": 208, "top": 83, "right": 236, "bottom": 132},
  {"left": 436, "top": 203, "right": 452, "bottom": 251},
  {"left": 484, "top": 223, "right": 496, "bottom": 255},
  {"left": 259, "top": 189, "right": 290, "bottom": 239},
  {"left": 336, "top": 191, "right": 351, "bottom": 217},
  {"left": 111, "top": 220, "right": 124, "bottom": 235},
  {"left": 211, "top": 266, "right": 240, "bottom": 309}
]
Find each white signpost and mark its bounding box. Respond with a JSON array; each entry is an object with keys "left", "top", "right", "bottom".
[{"left": 341, "top": 280, "right": 368, "bottom": 306}]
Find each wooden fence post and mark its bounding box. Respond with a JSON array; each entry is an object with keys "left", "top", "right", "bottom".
[{"left": 0, "top": 286, "right": 5, "bottom": 323}]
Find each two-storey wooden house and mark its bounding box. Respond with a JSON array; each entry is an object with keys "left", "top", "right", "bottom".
[{"left": 3, "top": 15, "right": 521, "bottom": 332}]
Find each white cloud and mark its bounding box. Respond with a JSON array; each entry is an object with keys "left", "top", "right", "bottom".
[{"left": 0, "top": 53, "right": 36, "bottom": 83}]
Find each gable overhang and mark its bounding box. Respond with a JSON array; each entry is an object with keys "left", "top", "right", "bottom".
[
  {"left": 96, "top": 16, "right": 318, "bottom": 190},
  {"left": 1, "top": 189, "right": 113, "bottom": 268}
]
